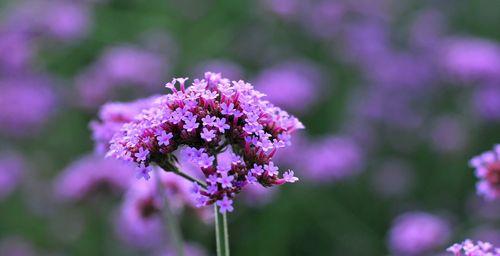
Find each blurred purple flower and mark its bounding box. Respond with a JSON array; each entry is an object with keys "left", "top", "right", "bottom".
[
  {"left": 116, "top": 177, "right": 165, "bottom": 249},
  {"left": 0, "top": 75, "right": 57, "bottom": 136},
  {"left": 4, "top": 0, "right": 91, "bottom": 41},
  {"left": 304, "top": 0, "right": 345, "bottom": 39},
  {"left": 469, "top": 145, "right": 500, "bottom": 200},
  {"left": 90, "top": 96, "right": 159, "bottom": 154},
  {"left": 0, "top": 237, "right": 36, "bottom": 256},
  {"left": 116, "top": 170, "right": 201, "bottom": 249},
  {"left": 389, "top": 212, "right": 451, "bottom": 255},
  {"left": 302, "top": 136, "right": 364, "bottom": 183},
  {"left": 261, "top": 0, "right": 303, "bottom": 18},
  {"left": 76, "top": 46, "right": 168, "bottom": 107},
  {"left": 0, "top": 30, "right": 34, "bottom": 72},
  {"left": 473, "top": 85, "right": 500, "bottom": 121},
  {"left": 440, "top": 37, "right": 500, "bottom": 83},
  {"left": 254, "top": 60, "right": 324, "bottom": 113},
  {"left": 193, "top": 59, "right": 244, "bottom": 80},
  {"left": 42, "top": 1, "right": 91, "bottom": 41},
  {"left": 54, "top": 154, "right": 135, "bottom": 201},
  {"left": 0, "top": 152, "right": 25, "bottom": 201}
]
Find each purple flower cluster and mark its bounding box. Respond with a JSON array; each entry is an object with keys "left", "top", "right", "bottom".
[
  {"left": 447, "top": 240, "right": 500, "bottom": 256},
  {"left": 76, "top": 45, "right": 168, "bottom": 108},
  {"left": 107, "top": 72, "right": 303, "bottom": 213},
  {"left": 54, "top": 154, "right": 135, "bottom": 201},
  {"left": 388, "top": 212, "right": 450, "bottom": 255},
  {"left": 469, "top": 145, "right": 500, "bottom": 200}
]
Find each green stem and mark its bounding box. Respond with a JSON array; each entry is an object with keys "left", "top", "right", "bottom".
[
  {"left": 223, "top": 212, "right": 230, "bottom": 255},
  {"left": 214, "top": 205, "right": 222, "bottom": 256},
  {"left": 155, "top": 169, "right": 185, "bottom": 256},
  {"left": 156, "top": 161, "right": 207, "bottom": 189},
  {"left": 214, "top": 205, "right": 230, "bottom": 256}
]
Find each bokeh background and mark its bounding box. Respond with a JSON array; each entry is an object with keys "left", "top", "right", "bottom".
[{"left": 1, "top": 0, "right": 500, "bottom": 255}]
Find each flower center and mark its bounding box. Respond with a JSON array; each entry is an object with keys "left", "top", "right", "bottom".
[{"left": 486, "top": 162, "right": 500, "bottom": 187}]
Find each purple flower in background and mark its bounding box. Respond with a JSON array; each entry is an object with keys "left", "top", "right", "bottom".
[
  {"left": 0, "top": 152, "right": 25, "bottom": 201},
  {"left": 0, "top": 237, "right": 36, "bottom": 256},
  {"left": 76, "top": 46, "right": 168, "bottom": 108},
  {"left": 101, "top": 46, "right": 168, "bottom": 86},
  {"left": 254, "top": 60, "right": 324, "bottom": 113},
  {"left": 302, "top": 136, "right": 364, "bottom": 183},
  {"left": 40, "top": 1, "right": 91, "bottom": 41},
  {"left": 54, "top": 154, "right": 135, "bottom": 201},
  {"left": 473, "top": 85, "right": 500, "bottom": 121},
  {"left": 115, "top": 178, "right": 165, "bottom": 249},
  {"left": 389, "top": 212, "right": 451, "bottom": 255},
  {"left": 193, "top": 59, "right": 244, "bottom": 80},
  {"left": 440, "top": 37, "right": 500, "bottom": 83},
  {"left": 4, "top": 0, "right": 91, "bottom": 42},
  {"left": 0, "top": 75, "right": 57, "bottom": 136},
  {"left": 117, "top": 170, "right": 207, "bottom": 249},
  {"left": 304, "top": 0, "right": 345, "bottom": 39},
  {"left": 0, "top": 30, "right": 34, "bottom": 72},
  {"left": 90, "top": 96, "right": 159, "bottom": 154},
  {"left": 447, "top": 239, "right": 500, "bottom": 256},
  {"left": 261, "top": 0, "right": 303, "bottom": 18},
  {"left": 107, "top": 72, "right": 303, "bottom": 212},
  {"left": 469, "top": 145, "right": 500, "bottom": 200}
]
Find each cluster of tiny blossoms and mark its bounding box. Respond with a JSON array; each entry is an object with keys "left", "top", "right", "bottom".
[
  {"left": 447, "top": 240, "right": 500, "bottom": 256},
  {"left": 469, "top": 145, "right": 500, "bottom": 200},
  {"left": 107, "top": 72, "right": 303, "bottom": 213}
]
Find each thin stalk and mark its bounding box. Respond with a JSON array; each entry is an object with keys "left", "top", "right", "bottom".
[
  {"left": 155, "top": 169, "right": 185, "bottom": 256},
  {"left": 223, "top": 212, "right": 230, "bottom": 255},
  {"left": 156, "top": 161, "right": 207, "bottom": 189},
  {"left": 214, "top": 205, "right": 222, "bottom": 256},
  {"left": 214, "top": 205, "right": 230, "bottom": 256}
]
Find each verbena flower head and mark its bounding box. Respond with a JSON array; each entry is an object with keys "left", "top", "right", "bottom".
[
  {"left": 107, "top": 72, "right": 304, "bottom": 213},
  {"left": 447, "top": 240, "right": 500, "bottom": 256},
  {"left": 469, "top": 145, "right": 500, "bottom": 200},
  {"left": 388, "top": 211, "right": 450, "bottom": 255}
]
